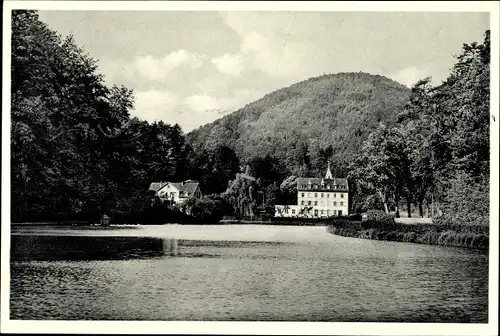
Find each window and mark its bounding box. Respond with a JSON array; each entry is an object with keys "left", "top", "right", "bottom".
[
  {"left": 333, "top": 210, "right": 337, "bottom": 215},
  {"left": 334, "top": 193, "right": 336, "bottom": 198},
  {"left": 340, "top": 202, "right": 344, "bottom": 206},
  {"left": 327, "top": 185, "right": 330, "bottom": 189},
  {"left": 327, "top": 210, "right": 330, "bottom": 215},
  {"left": 314, "top": 201, "right": 318, "bottom": 206},
  {"left": 292, "top": 209, "right": 296, "bottom": 215},
  {"left": 285, "top": 208, "right": 289, "bottom": 214},
  {"left": 333, "top": 201, "right": 337, "bottom": 206},
  {"left": 314, "top": 193, "right": 318, "bottom": 198},
  {"left": 341, "top": 193, "right": 344, "bottom": 198},
  {"left": 308, "top": 193, "right": 312, "bottom": 198},
  {"left": 327, "top": 193, "right": 330, "bottom": 198},
  {"left": 321, "top": 193, "right": 324, "bottom": 198},
  {"left": 321, "top": 210, "right": 324, "bottom": 215},
  {"left": 308, "top": 201, "right": 311, "bottom": 205},
  {"left": 301, "top": 201, "right": 304, "bottom": 205},
  {"left": 301, "top": 193, "right": 304, "bottom": 197}
]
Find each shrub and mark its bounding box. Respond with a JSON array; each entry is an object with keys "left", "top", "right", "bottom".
[
  {"left": 438, "top": 172, "right": 489, "bottom": 227},
  {"left": 345, "top": 213, "right": 363, "bottom": 222},
  {"left": 362, "top": 209, "right": 396, "bottom": 230},
  {"left": 366, "top": 209, "right": 395, "bottom": 223},
  {"left": 183, "top": 195, "right": 231, "bottom": 224}
]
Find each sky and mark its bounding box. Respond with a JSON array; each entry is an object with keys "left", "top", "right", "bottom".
[{"left": 37, "top": 10, "right": 490, "bottom": 133}]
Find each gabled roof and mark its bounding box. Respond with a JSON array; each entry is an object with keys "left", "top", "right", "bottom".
[
  {"left": 296, "top": 177, "right": 349, "bottom": 191},
  {"left": 149, "top": 180, "right": 200, "bottom": 197},
  {"left": 148, "top": 182, "right": 168, "bottom": 192},
  {"left": 170, "top": 182, "right": 200, "bottom": 197}
]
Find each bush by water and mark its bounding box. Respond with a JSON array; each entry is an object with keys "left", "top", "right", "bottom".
[{"left": 327, "top": 211, "right": 488, "bottom": 250}]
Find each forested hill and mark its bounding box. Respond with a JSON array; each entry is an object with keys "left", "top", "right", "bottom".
[{"left": 187, "top": 72, "right": 410, "bottom": 177}]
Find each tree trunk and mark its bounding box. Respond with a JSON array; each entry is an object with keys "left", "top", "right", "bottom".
[
  {"left": 377, "top": 189, "right": 389, "bottom": 214},
  {"left": 419, "top": 201, "right": 424, "bottom": 218},
  {"left": 406, "top": 198, "right": 412, "bottom": 218},
  {"left": 395, "top": 190, "right": 400, "bottom": 218}
]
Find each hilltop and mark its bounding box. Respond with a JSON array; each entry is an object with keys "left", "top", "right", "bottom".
[{"left": 187, "top": 72, "right": 410, "bottom": 177}]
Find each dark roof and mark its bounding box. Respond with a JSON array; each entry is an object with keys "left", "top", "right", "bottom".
[
  {"left": 170, "top": 182, "right": 200, "bottom": 197},
  {"left": 148, "top": 182, "right": 168, "bottom": 192},
  {"left": 149, "top": 181, "right": 200, "bottom": 197},
  {"left": 296, "top": 177, "right": 349, "bottom": 191}
]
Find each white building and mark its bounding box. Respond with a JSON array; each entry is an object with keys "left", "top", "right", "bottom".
[
  {"left": 148, "top": 180, "right": 202, "bottom": 205},
  {"left": 275, "top": 163, "right": 349, "bottom": 218}
]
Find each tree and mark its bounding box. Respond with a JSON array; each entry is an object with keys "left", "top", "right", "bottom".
[
  {"left": 222, "top": 173, "right": 258, "bottom": 218},
  {"left": 397, "top": 78, "right": 436, "bottom": 217},
  {"left": 183, "top": 195, "right": 231, "bottom": 223},
  {"left": 10, "top": 10, "right": 199, "bottom": 224},
  {"left": 348, "top": 123, "right": 413, "bottom": 217},
  {"left": 189, "top": 146, "right": 240, "bottom": 195},
  {"left": 349, "top": 124, "right": 392, "bottom": 214},
  {"left": 279, "top": 175, "right": 298, "bottom": 205},
  {"left": 11, "top": 10, "right": 121, "bottom": 221},
  {"left": 392, "top": 30, "right": 490, "bottom": 222}
]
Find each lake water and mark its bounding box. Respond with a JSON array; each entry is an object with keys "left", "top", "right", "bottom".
[{"left": 9, "top": 225, "right": 488, "bottom": 322}]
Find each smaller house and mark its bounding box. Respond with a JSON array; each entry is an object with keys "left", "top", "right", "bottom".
[{"left": 148, "top": 180, "right": 202, "bottom": 205}]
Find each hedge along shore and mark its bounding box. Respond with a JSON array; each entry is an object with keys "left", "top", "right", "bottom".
[{"left": 326, "top": 221, "right": 489, "bottom": 250}]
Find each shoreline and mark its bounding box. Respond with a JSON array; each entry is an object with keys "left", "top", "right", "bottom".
[{"left": 326, "top": 224, "right": 489, "bottom": 250}]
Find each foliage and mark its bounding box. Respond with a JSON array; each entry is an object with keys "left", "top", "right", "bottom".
[
  {"left": 365, "top": 209, "right": 395, "bottom": 222},
  {"left": 187, "top": 72, "right": 410, "bottom": 177},
  {"left": 348, "top": 124, "right": 411, "bottom": 215},
  {"left": 349, "top": 30, "right": 490, "bottom": 225},
  {"left": 246, "top": 154, "right": 289, "bottom": 207},
  {"left": 222, "top": 173, "right": 258, "bottom": 218},
  {"left": 11, "top": 10, "right": 192, "bottom": 223},
  {"left": 433, "top": 173, "right": 489, "bottom": 227},
  {"left": 279, "top": 175, "right": 298, "bottom": 204},
  {"left": 327, "top": 222, "right": 488, "bottom": 250},
  {"left": 188, "top": 146, "right": 240, "bottom": 195},
  {"left": 183, "top": 195, "right": 232, "bottom": 224}
]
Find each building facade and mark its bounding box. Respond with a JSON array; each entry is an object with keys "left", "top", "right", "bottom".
[
  {"left": 148, "top": 180, "right": 202, "bottom": 205},
  {"left": 275, "top": 163, "right": 349, "bottom": 218}
]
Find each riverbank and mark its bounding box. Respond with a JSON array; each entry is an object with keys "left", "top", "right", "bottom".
[{"left": 326, "top": 221, "right": 489, "bottom": 250}]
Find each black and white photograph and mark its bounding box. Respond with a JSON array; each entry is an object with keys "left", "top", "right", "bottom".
[{"left": 1, "top": 1, "right": 499, "bottom": 335}]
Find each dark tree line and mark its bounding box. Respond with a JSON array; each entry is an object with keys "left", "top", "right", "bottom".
[
  {"left": 10, "top": 10, "right": 240, "bottom": 223},
  {"left": 349, "top": 30, "right": 490, "bottom": 226}
]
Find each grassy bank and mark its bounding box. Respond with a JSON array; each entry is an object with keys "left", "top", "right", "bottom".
[{"left": 326, "top": 220, "right": 489, "bottom": 250}]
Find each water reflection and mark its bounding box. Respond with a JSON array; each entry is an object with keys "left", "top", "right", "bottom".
[
  {"left": 11, "top": 235, "right": 168, "bottom": 261},
  {"left": 11, "top": 235, "right": 293, "bottom": 260}
]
